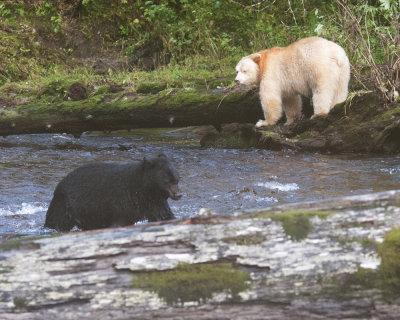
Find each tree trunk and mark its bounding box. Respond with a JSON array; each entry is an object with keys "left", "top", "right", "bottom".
[
  {"left": 0, "top": 88, "right": 262, "bottom": 137},
  {"left": 1, "top": 190, "right": 400, "bottom": 319}
]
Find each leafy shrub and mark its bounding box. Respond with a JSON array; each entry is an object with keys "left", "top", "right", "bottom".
[{"left": 334, "top": 0, "right": 400, "bottom": 102}]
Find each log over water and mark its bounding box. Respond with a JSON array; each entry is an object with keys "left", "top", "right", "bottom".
[
  {"left": 1, "top": 190, "right": 400, "bottom": 319},
  {"left": 0, "top": 88, "right": 262, "bottom": 137}
]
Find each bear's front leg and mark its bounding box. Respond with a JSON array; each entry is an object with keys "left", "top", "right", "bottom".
[
  {"left": 283, "top": 94, "right": 302, "bottom": 125},
  {"left": 257, "top": 93, "right": 283, "bottom": 127}
]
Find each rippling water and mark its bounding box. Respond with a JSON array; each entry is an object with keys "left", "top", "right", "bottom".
[{"left": 1, "top": 128, "right": 399, "bottom": 240}]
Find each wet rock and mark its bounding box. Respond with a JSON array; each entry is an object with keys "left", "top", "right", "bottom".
[
  {"left": 199, "top": 123, "right": 260, "bottom": 149},
  {"left": 257, "top": 130, "right": 298, "bottom": 151},
  {"left": 374, "top": 119, "right": 400, "bottom": 153}
]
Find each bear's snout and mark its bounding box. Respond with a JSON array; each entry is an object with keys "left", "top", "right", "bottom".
[{"left": 168, "top": 184, "right": 182, "bottom": 200}]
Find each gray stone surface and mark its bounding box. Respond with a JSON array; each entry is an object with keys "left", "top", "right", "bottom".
[{"left": 1, "top": 190, "right": 400, "bottom": 319}]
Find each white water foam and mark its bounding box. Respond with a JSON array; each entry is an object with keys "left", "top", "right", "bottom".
[
  {"left": 257, "top": 181, "right": 299, "bottom": 192},
  {"left": 380, "top": 168, "right": 400, "bottom": 175},
  {"left": 0, "top": 202, "right": 47, "bottom": 217},
  {"left": 243, "top": 194, "right": 278, "bottom": 203}
]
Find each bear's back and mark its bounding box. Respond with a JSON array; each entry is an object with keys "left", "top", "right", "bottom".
[
  {"left": 55, "top": 162, "right": 140, "bottom": 194},
  {"left": 288, "top": 37, "right": 348, "bottom": 68}
]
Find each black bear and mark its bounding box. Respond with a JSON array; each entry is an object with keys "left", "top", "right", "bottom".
[{"left": 44, "top": 154, "right": 181, "bottom": 231}]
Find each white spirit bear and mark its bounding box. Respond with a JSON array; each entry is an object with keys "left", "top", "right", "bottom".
[{"left": 235, "top": 37, "right": 350, "bottom": 127}]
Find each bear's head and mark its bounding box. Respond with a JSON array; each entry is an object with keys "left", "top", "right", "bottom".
[
  {"left": 235, "top": 53, "right": 261, "bottom": 86},
  {"left": 143, "top": 154, "right": 182, "bottom": 200}
]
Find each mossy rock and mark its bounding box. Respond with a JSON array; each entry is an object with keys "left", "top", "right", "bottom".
[
  {"left": 256, "top": 92, "right": 400, "bottom": 154},
  {"left": 131, "top": 262, "right": 250, "bottom": 305}
]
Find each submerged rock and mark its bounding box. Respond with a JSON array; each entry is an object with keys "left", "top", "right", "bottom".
[
  {"left": 1, "top": 190, "right": 400, "bottom": 319},
  {"left": 199, "top": 123, "right": 259, "bottom": 149}
]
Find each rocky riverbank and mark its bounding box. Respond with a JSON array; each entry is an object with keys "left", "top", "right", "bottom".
[
  {"left": 2, "top": 83, "right": 399, "bottom": 154},
  {"left": 200, "top": 91, "right": 400, "bottom": 154}
]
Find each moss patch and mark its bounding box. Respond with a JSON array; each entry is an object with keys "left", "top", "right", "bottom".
[
  {"left": 13, "top": 296, "right": 27, "bottom": 309},
  {"left": 222, "top": 233, "right": 266, "bottom": 246},
  {"left": 378, "top": 227, "right": 400, "bottom": 290},
  {"left": 273, "top": 212, "right": 313, "bottom": 241},
  {"left": 257, "top": 210, "right": 335, "bottom": 241},
  {"left": 338, "top": 236, "right": 377, "bottom": 250},
  {"left": 135, "top": 82, "right": 168, "bottom": 94},
  {"left": 131, "top": 262, "right": 250, "bottom": 305},
  {"left": 0, "top": 234, "right": 61, "bottom": 252},
  {"left": 326, "top": 267, "right": 379, "bottom": 300},
  {"left": 0, "top": 265, "right": 14, "bottom": 274},
  {"left": 327, "top": 228, "right": 400, "bottom": 300},
  {"left": 0, "top": 238, "right": 40, "bottom": 252}
]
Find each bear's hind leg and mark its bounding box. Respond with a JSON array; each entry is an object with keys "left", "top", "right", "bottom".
[
  {"left": 283, "top": 94, "right": 302, "bottom": 125},
  {"left": 333, "top": 69, "right": 350, "bottom": 106},
  {"left": 311, "top": 88, "right": 335, "bottom": 118}
]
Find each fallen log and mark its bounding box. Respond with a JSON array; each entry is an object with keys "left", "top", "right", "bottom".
[
  {"left": 1, "top": 190, "right": 400, "bottom": 319},
  {"left": 0, "top": 87, "right": 262, "bottom": 137}
]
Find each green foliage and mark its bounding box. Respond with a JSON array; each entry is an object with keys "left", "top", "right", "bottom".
[
  {"left": 0, "top": 0, "right": 397, "bottom": 99},
  {"left": 0, "top": 3, "right": 11, "bottom": 18},
  {"left": 34, "top": 1, "right": 63, "bottom": 33},
  {"left": 131, "top": 262, "right": 250, "bottom": 305},
  {"left": 0, "top": 0, "right": 339, "bottom": 85},
  {"left": 334, "top": 0, "right": 400, "bottom": 101}
]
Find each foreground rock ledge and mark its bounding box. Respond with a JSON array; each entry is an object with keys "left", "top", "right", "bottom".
[{"left": 1, "top": 190, "right": 400, "bottom": 320}]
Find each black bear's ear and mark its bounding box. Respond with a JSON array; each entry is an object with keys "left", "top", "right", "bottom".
[
  {"left": 158, "top": 153, "right": 167, "bottom": 159},
  {"left": 143, "top": 156, "right": 157, "bottom": 170},
  {"left": 143, "top": 157, "right": 150, "bottom": 168}
]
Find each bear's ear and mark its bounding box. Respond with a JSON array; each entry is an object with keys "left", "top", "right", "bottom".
[
  {"left": 250, "top": 53, "right": 261, "bottom": 65},
  {"left": 157, "top": 153, "right": 167, "bottom": 159},
  {"left": 143, "top": 157, "right": 152, "bottom": 169}
]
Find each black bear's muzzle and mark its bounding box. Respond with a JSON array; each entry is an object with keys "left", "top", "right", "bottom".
[{"left": 168, "top": 184, "right": 182, "bottom": 200}]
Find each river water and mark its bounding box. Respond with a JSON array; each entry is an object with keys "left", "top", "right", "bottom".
[{"left": 0, "top": 128, "right": 399, "bottom": 240}]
